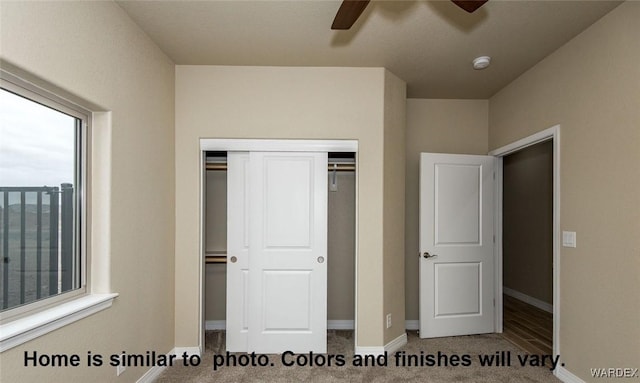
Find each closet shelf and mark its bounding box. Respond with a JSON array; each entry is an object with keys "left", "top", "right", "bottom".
[{"left": 205, "top": 163, "right": 355, "bottom": 171}]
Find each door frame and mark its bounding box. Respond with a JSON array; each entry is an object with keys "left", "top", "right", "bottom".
[
  {"left": 489, "top": 125, "right": 560, "bottom": 359},
  {"left": 198, "top": 138, "right": 359, "bottom": 354}
]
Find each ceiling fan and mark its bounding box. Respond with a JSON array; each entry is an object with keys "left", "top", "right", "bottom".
[{"left": 331, "top": 0, "right": 488, "bottom": 30}]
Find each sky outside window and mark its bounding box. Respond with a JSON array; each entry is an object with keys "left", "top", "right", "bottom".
[{"left": 0, "top": 88, "right": 75, "bottom": 190}]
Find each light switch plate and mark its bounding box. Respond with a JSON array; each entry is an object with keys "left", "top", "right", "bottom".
[{"left": 562, "top": 231, "right": 577, "bottom": 248}]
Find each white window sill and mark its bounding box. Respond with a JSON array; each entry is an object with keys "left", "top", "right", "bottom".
[{"left": 0, "top": 293, "right": 118, "bottom": 352}]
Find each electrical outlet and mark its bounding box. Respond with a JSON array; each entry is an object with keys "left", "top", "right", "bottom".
[
  {"left": 386, "top": 313, "right": 392, "bottom": 329},
  {"left": 562, "top": 231, "right": 577, "bottom": 248}
]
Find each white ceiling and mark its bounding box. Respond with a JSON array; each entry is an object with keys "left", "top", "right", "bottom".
[{"left": 117, "top": 0, "right": 621, "bottom": 99}]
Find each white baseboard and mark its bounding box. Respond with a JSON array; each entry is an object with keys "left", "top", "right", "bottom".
[
  {"left": 328, "top": 320, "right": 354, "bottom": 329},
  {"left": 136, "top": 364, "right": 166, "bottom": 383},
  {"left": 555, "top": 366, "right": 587, "bottom": 383},
  {"left": 173, "top": 346, "right": 201, "bottom": 357},
  {"left": 205, "top": 320, "right": 226, "bottom": 330},
  {"left": 385, "top": 332, "right": 407, "bottom": 354},
  {"left": 405, "top": 320, "right": 419, "bottom": 330},
  {"left": 503, "top": 287, "right": 553, "bottom": 313},
  {"left": 355, "top": 332, "right": 407, "bottom": 356},
  {"left": 136, "top": 348, "right": 175, "bottom": 383},
  {"left": 205, "top": 319, "right": 355, "bottom": 330}
]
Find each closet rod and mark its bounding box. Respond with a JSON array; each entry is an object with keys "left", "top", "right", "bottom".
[
  {"left": 205, "top": 250, "right": 227, "bottom": 264},
  {"left": 206, "top": 163, "right": 356, "bottom": 171},
  {"left": 205, "top": 255, "right": 227, "bottom": 264}
]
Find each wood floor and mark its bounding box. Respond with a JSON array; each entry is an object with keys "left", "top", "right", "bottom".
[{"left": 502, "top": 294, "right": 553, "bottom": 355}]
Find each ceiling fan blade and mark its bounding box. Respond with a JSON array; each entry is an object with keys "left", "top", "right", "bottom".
[
  {"left": 451, "top": 0, "right": 488, "bottom": 13},
  {"left": 331, "top": 0, "right": 371, "bottom": 30}
]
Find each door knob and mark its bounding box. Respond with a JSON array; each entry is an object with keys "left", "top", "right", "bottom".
[
  {"left": 422, "top": 251, "right": 438, "bottom": 259},
  {"left": 230, "top": 256, "right": 237, "bottom": 263}
]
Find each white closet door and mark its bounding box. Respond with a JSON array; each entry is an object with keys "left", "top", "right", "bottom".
[
  {"left": 226, "top": 152, "right": 250, "bottom": 351},
  {"left": 248, "top": 152, "right": 328, "bottom": 353}
]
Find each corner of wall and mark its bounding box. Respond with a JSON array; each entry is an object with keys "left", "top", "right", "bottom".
[{"left": 382, "top": 69, "right": 407, "bottom": 344}]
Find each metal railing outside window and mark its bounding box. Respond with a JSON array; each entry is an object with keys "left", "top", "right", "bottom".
[{"left": 0, "top": 184, "right": 75, "bottom": 310}]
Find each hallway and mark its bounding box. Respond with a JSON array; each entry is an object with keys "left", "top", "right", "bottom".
[{"left": 503, "top": 295, "right": 553, "bottom": 355}]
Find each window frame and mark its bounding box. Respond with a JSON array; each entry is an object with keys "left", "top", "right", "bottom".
[
  {"left": 0, "top": 69, "right": 116, "bottom": 352},
  {"left": 0, "top": 70, "right": 88, "bottom": 320}
]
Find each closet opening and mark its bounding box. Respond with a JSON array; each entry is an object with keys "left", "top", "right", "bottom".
[{"left": 202, "top": 150, "right": 356, "bottom": 351}]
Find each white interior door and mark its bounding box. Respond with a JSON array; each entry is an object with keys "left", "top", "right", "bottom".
[
  {"left": 226, "top": 152, "right": 250, "bottom": 351},
  {"left": 249, "top": 152, "right": 327, "bottom": 353},
  {"left": 248, "top": 152, "right": 328, "bottom": 353},
  {"left": 419, "top": 153, "right": 495, "bottom": 338},
  {"left": 227, "top": 151, "right": 328, "bottom": 353}
]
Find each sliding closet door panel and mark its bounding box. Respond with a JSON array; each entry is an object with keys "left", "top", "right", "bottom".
[
  {"left": 249, "top": 152, "right": 328, "bottom": 353},
  {"left": 264, "top": 159, "right": 312, "bottom": 248},
  {"left": 226, "top": 152, "right": 250, "bottom": 352},
  {"left": 263, "top": 270, "right": 312, "bottom": 329}
]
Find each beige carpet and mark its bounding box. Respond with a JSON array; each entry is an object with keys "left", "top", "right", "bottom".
[{"left": 156, "top": 331, "right": 560, "bottom": 382}]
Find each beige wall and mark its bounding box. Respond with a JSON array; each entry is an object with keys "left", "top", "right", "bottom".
[
  {"left": 0, "top": 2, "right": 175, "bottom": 383},
  {"left": 175, "top": 66, "right": 406, "bottom": 348},
  {"left": 503, "top": 141, "right": 553, "bottom": 305},
  {"left": 382, "top": 71, "right": 407, "bottom": 343},
  {"left": 489, "top": 2, "right": 639, "bottom": 380},
  {"left": 404, "top": 99, "right": 489, "bottom": 321}
]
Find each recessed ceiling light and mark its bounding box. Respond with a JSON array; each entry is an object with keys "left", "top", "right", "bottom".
[{"left": 472, "top": 56, "right": 491, "bottom": 70}]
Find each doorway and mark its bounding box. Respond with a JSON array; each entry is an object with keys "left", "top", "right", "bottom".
[
  {"left": 199, "top": 139, "right": 358, "bottom": 353},
  {"left": 490, "top": 125, "right": 560, "bottom": 361},
  {"left": 502, "top": 140, "right": 553, "bottom": 354}
]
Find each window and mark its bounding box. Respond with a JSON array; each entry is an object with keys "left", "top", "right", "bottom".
[
  {"left": 0, "top": 71, "right": 87, "bottom": 319},
  {"left": 0, "top": 70, "right": 116, "bottom": 352}
]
